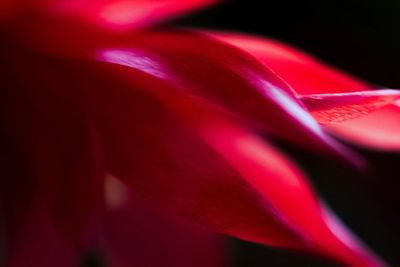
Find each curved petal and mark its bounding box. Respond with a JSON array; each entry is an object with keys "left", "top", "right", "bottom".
[
  {"left": 209, "top": 31, "right": 400, "bottom": 150},
  {"left": 327, "top": 105, "right": 400, "bottom": 150},
  {"left": 71, "top": 56, "right": 386, "bottom": 266},
  {"left": 206, "top": 31, "right": 371, "bottom": 94},
  {"left": 3, "top": 17, "right": 387, "bottom": 265},
  {"left": 299, "top": 90, "right": 400, "bottom": 124}
]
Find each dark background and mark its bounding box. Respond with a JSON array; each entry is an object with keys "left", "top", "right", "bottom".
[{"left": 175, "top": 0, "right": 400, "bottom": 266}]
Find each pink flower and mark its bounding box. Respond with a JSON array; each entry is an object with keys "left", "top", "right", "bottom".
[{"left": 1, "top": 1, "right": 399, "bottom": 266}]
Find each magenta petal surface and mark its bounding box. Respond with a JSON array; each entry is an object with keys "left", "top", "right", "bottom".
[
  {"left": 210, "top": 31, "right": 400, "bottom": 150},
  {"left": 299, "top": 90, "right": 400, "bottom": 123}
]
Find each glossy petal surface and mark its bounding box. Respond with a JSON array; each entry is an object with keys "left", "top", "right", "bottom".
[
  {"left": 69, "top": 55, "right": 384, "bottom": 266},
  {"left": 207, "top": 32, "right": 371, "bottom": 94},
  {"left": 299, "top": 90, "right": 400, "bottom": 124}
]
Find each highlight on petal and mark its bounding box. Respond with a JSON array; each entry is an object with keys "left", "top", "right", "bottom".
[
  {"left": 207, "top": 31, "right": 400, "bottom": 150},
  {"left": 206, "top": 31, "right": 371, "bottom": 94},
  {"left": 4, "top": 15, "right": 390, "bottom": 265},
  {"left": 327, "top": 105, "right": 400, "bottom": 150},
  {"left": 188, "top": 104, "right": 386, "bottom": 267},
  {"left": 95, "top": 31, "right": 363, "bottom": 165},
  {"left": 12, "top": 19, "right": 363, "bottom": 166},
  {"left": 299, "top": 90, "right": 400, "bottom": 123}
]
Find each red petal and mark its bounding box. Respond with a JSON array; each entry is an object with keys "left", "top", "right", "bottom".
[
  {"left": 327, "top": 105, "right": 400, "bottom": 150},
  {"left": 5, "top": 20, "right": 386, "bottom": 265},
  {"left": 190, "top": 104, "right": 386, "bottom": 267},
  {"left": 299, "top": 90, "right": 400, "bottom": 123},
  {"left": 73, "top": 58, "right": 385, "bottom": 265},
  {"left": 8, "top": 0, "right": 216, "bottom": 30},
  {"left": 12, "top": 19, "right": 363, "bottom": 165},
  {"left": 209, "top": 31, "right": 400, "bottom": 150},
  {"left": 83, "top": 68, "right": 305, "bottom": 249},
  {"left": 101, "top": 176, "right": 226, "bottom": 267},
  {"left": 207, "top": 31, "right": 371, "bottom": 94}
]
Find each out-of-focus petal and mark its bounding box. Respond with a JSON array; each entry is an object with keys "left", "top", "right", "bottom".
[
  {"left": 0, "top": 39, "right": 104, "bottom": 245},
  {"left": 0, "top": 0, "right": 19, "bottom": 22},
  {"left": 101, "top": 176, "right": 226, "bottom": 267},
  {"left": 209, "top": 31, "right": 400, "bottom": 150},
  {"left": 5, "top": 198, "right": 78, "bottom": 267},
  {"left": 5, "top": 0, "right": 217, "bottom": 30},
  {"left": 0, "top": 134, "right": 37, "bottom": 261},
  {"left": 81, "top": 67, "right": 304, "bottom": 249},
  {"left": 189, "top": 103, "right": 386, "bottom": 267},
  {"left": 4, "top": 18, "right": 387, "bottom": 265}
]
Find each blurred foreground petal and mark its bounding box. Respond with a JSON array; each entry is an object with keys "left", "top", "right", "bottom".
[
  {"left": 101, "top": 176, "right": 226, "bottom": 267},
  {"left": 1, "top": 0, "right": 217, "bottom": 30},
  {"left": 5, "top": 199, "right": 78, "bottom": 267}
]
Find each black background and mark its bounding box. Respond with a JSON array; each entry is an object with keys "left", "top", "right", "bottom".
[{"left": 174, "top": 0, "right": 400, "bottom": 266}]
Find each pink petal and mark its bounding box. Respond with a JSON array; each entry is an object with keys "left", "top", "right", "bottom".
[
  {"left": 209, "top": 31, "right": 400, "bottom": 150},
  {"left": 299, "top": 90, "right": 400, "bottom": 123},
  {"left": 327, "top": 105, "right": 400, "bottom": 150}
]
